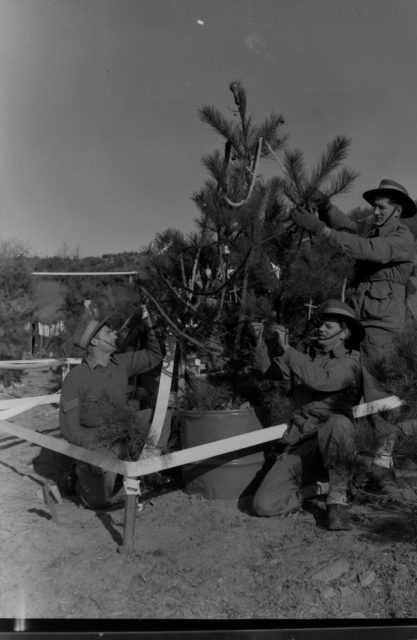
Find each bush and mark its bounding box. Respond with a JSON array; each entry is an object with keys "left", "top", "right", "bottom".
[{"left": 0, "top": 240, "right": 35, "bottom": 385}]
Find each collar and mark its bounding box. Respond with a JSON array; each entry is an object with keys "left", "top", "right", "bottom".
[
  {"left": 332, "top": 343, "right": 349, "bottom": 358},
  {"left": 371, "top": 218, "right": 400, "bottom": 238},
  {"left": 312, "top": 343, "right": 348, "bottom": 359},
  {"left": 85, "top": 354, "right": 118, "bottom": 370}
]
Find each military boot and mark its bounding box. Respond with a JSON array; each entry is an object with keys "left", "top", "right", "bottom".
[{"left": 327, "top": 504, "right": 351, "bottom": 531}]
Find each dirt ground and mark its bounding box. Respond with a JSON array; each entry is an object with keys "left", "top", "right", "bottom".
[{"left": 1, "top": 369, "right": 417, "bottom": 622}]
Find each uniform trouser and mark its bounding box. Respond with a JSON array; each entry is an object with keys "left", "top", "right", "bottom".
[
  {"left": 75, "top": 463, "right": 123, "bottom": 509},
  {"left": 360, "top": 326, "right": 398, "bottom": 461},
  {"left": 252, "top": 414, "right": 356, "bottom": 517},
  {"left": 74, "top": 444, "right": 123, "bottom": 509},
  {"left": 361, "top": 325, "right": 395, "bottom": 370}
]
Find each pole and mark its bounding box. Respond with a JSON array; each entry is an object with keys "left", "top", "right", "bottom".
[
  {"left": 120, "top": 494, "right": 137, "bottom": 553},
  {"left": 119, "top": 477, "right": 141, "bottom": 554}
]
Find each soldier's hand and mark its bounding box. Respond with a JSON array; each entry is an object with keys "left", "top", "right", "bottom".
[
  {"left": 250, "top": 322, "right": 264, "bottom": 345},
  {"left": 290, "top": 208, "right": 326, "bottom": 235},
  {"left": 270, "top": 324, "right": 289, "bottom": 351}
]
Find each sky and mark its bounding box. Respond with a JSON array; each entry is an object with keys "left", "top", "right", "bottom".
[{"left": 1, "top": 0, "right": 417, "bottom": 257}]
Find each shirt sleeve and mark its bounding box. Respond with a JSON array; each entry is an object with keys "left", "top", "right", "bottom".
[
  {"left": 326, "top": 227, "right": 413, "bottom": 264},
  {"left": 283, "top": 347, "right": 360, "bottom": 392},
  {"left": 251, "top": 340, "right": 271, "bottom": 374},
  {"left": 117, "top": 328, "right": 163, "bottom": 377}
]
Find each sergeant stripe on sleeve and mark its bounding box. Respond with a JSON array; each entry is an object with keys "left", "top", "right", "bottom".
[{"left": 61, "top": 398, "right": 79, "bottom": 413}]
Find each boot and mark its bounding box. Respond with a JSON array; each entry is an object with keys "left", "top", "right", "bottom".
[{"left": 327, "top": 504, "right": 351, "bottom": 531}]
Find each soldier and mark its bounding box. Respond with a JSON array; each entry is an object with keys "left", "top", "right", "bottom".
[
  {"left": 59, "top": 315, "right": 162, "bottom": 509},
  {"left": 251, "top": 300, "right": 364, "bottom": 531},
  {"left": 290, "top": 179, "right": 416, "bottom": 487}
]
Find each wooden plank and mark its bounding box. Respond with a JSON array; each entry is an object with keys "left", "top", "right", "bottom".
[
  {"left": 145, "top": 339, "right": 176, "bottom": 448},
  {"left": 0, "top": 390, "right": 406, "bottom": 480},
  {"left": 129, "top": 423, "right": 288, "bottom": 476},
  {"left": 0, "top": 418, "right": 287, "bottom": 476},
  {"left": 0, "top": 419, "right": 128, "bottom": 475},
  {"left": 352, "top": 395, "right": 404, "bottom": 418},
  {"left": 32, "top": 271, "right": 138, "bottom": 276},
  {"left": 0, "top": 358, "right": 80, "bottom": 370},
  {"left": 0, "top": 393, "right": 61, "bottom": 415}
]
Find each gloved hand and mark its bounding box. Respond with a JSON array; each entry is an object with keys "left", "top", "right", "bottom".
[
  {"left": 320, "top": 204, "right": 357, "bottom": 233},
  {"left": 290, "top": 207, "right": 326, "bottom": 235},
  {"left": 269, "top": 323, "right": 289, "bottom": 352}
]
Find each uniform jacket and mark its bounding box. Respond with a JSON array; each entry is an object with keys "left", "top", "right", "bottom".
[
  {"left": 326, "top": 220, "right": 415, "bottom": 331},
  {"left": 59, "top": 331, "right": 162, "bottom": 449},
  {"left": 252, "top": 340, "right": 362, "bottom": 440}
]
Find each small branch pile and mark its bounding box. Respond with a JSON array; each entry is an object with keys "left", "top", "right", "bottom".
[
  {"left": 94, "top": 392, "right": 154, "bottom": 461},
  {"left": 182, "top": 376, "right": 234, "bottom": 411}
]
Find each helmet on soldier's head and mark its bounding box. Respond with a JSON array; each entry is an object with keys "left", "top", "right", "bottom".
[
  {"left": 72, "top": 316, "right": 110, "bottom": 350},
  {"left": 318, "top": 299, "right": 365, "bottom": 344}
]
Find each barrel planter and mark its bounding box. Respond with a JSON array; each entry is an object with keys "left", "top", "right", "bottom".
[{"left": 180, "top": 408, "right": 265, "bottom": 500}]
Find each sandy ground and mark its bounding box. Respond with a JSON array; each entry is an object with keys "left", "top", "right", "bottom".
[{"left": 1, "top": 369, "right": 417, "bottom": 622}]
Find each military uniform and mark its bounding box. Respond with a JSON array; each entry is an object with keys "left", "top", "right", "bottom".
[
  {"left": 325, "top": 219, "right": 414, "bottom": 366},
  {"left": 60, "top": 331, "right": 162, "bottom": 508},
  {"left": 289, "top": 180, "right": 417, "bottom": 485},
  {"left": 251, "top": 340, "right": 362, "bottom": 516}
]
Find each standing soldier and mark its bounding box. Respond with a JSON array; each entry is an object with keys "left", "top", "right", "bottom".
[{"left": 290, "top": 179, "right": 416, "bottom": 488}]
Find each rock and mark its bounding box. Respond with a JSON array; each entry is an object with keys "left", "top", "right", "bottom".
[
  {"left": 311, "top": 558, "right": 350, "bottom": 583},
  {"left": 322, "top": 587, "right": 336, "bottom": 599},
  {"left": 358, "top": 570, "right": 376, "bottom": 587},
  {"left": 340, "top": 586, "right": 354, "bottom": 597}
]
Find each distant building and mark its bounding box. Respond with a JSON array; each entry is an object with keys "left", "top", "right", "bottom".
[{"left": 25, "top": 280, "right": 66, "bottom": 355}]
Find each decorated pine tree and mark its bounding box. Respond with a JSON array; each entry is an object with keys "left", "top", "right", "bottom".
[
  {"left": 137, "top": 81, "right": 360, "bottom": 417},
  {"left": 138, "top": 82, "right": 288, "bottom": 405}
]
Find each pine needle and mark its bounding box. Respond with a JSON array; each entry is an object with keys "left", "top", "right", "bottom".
[
  {"left": 326, "top": 167, "right": 360, "bottom": 198},
  {"left": 94, "top": 392, "right": 154, "bottom": 461},
  {"left": 283, "top": 148, "right": 307, "bottom": 201},
  {"left": 201, "top": 150, "right": 228, "bottom": 187},
  {"left": 198, "top": 106, "right": 242, "bottom": 154},
  {"left": 309, "top": 136, "right": 352, "bottom": 191}
]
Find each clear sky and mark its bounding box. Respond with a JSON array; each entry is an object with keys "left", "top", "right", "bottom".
[{"left": 1, "top": 0, "right": 417, "bottom": 257}]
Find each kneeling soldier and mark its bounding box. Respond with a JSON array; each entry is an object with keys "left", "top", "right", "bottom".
[
  {"left": 59, "top": 315, "right": 162, "bottom": 509},
  {"left": 251, "top": 300, "right": 364, "bottom": 530}
]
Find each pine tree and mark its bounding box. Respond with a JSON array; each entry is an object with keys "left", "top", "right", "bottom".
[
  {"left": 137, "top": 82, "right": 359, "bottom": 415},
  {"left": 137, "top": 82, "right": 289, "bottom": 405}
]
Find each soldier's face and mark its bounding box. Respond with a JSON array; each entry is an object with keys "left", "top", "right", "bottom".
[
  {"left": 373, "top": 197, "right": 401, "bottom": 227},
  {"left": 317, "top": 320, "right": 343, "bottom": 341},
  {"left": 316, "top": 318, "right": 348, "bottom": 351},
  {"left": 95, "top": 325, "right": 117, "bottom": 352}
]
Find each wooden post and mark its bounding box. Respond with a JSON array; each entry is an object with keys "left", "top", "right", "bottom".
[
  {"left": 120, "top": 494, "right": 137, "bottom": 553},
  {"left": 119, "top": 476, "right": 141, "bottom": 554}
]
